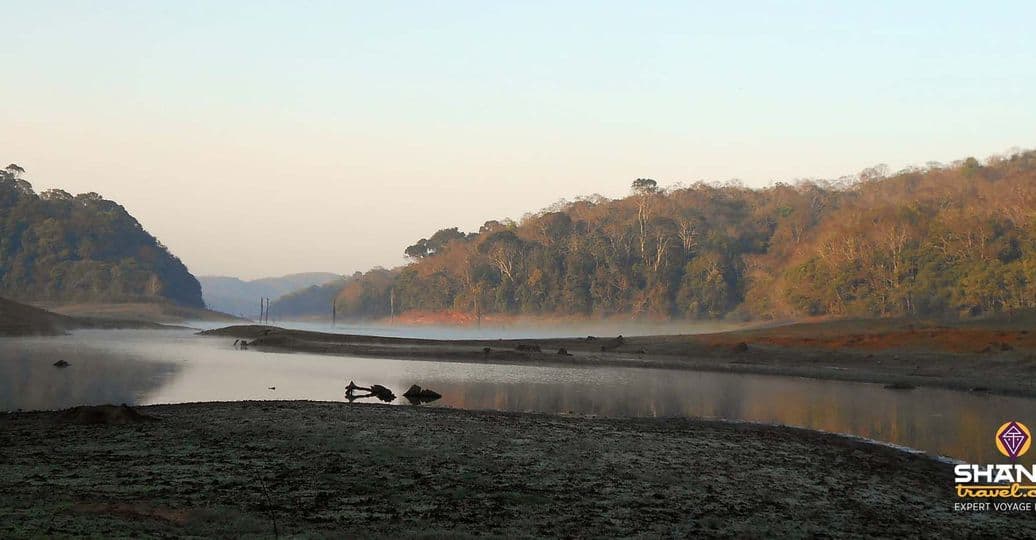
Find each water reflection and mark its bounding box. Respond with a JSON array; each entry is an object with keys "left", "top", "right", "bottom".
[
  {"left": 419, "top": 374, "right": 1029, "bottom": 463},
  {"left": 0, "top": 334, "right": 182, "bottom": 411},
  {"left": 1, "top": 329, "right": 1034, "bottom": 463}
]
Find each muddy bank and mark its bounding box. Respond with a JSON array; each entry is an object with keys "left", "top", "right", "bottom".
[
  {"left": 43, "top": 301, "right": 246, "bottom": 325},
  {"left": 1, "top": 401, "right": 1031, "bottom": 537},
  {"left": 202, "top": 324, "right": 1036, "bottom": 397},
  {"left": 0, "top": 296, "right": 177, "bottom": 336}
]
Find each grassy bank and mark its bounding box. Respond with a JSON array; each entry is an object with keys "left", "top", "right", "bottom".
[{"left": 2, "top": 401, "right": 1031, "bottom": 538}]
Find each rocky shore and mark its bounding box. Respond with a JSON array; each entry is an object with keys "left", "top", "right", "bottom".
[{"left": 2, "top": 401, "right": 1033, "bottom": 537}]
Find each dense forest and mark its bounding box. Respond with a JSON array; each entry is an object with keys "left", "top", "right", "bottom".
[
  {"left": 0, "top": 164, "right": 203, "bottom": 307},
  {"left": 335, "top": 150, "right": 1036, "bottom": 321}
]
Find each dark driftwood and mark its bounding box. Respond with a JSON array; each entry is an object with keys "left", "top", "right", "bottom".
[{"left": 345, "top": 381, "right": 396, "bottom": 402}]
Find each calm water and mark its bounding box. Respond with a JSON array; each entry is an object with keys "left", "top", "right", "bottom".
[
  {"left": 2, "top": 328, "right": 1034, "bottom": 463},
  {"left": 240, "top": 318, "right": 750, "bottom": 340}
]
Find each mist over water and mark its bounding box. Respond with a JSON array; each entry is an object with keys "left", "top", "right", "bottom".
[
  {"left": 253, "top": 319, "right": 754, "bottom": 340},
  {"left": 2, "top": 328, "right": 1034, "bottom": 463},
  {"left": 0, "top": 334, "right": 181, "bottom": 411}
]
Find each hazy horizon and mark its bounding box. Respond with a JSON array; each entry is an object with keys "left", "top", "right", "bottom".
[{"left": 3, "top": 1, "right": 1034, "bottom": 279}]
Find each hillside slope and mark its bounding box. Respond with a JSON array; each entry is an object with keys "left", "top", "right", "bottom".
[
  {"left": 269, "top": 275, "right": 351, "bottom": 319},
  {"left": 0, "top": 164, "right": 203, "bottom": 308}
]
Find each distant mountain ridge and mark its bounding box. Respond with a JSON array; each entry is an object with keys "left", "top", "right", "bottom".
[
  {"left": 199, "top": 272, "right": 342, "bottom": 317},
  {"left": 0, "top": 164, "right": 203, "bottom": 308}
]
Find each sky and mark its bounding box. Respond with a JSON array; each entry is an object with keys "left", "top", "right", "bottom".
[{"left": 1, "top": 1, "right": 1034, "bottom": 279}]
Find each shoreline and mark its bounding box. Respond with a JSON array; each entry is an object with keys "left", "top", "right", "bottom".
[
  {"left": 201, "top": 323, "right": 1036, "bottom": 398},
  {"left": 3, "top": 400, "right": 1033, "bottom": 537}
]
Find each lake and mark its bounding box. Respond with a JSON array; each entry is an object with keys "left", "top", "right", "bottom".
[{"left": 2, "top": 328, "right": 1033, "bottom": 463}]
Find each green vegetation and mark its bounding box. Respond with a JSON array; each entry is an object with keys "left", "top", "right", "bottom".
[
  {"left": 344, "top": 150, "right": 1036, "bottom": 320},
  {"left": 269, "top": 275, "right": 351, "bottom": 319},
  {"left": 0, "top": 164, "right": 203, "bottom": 308},
  {"left": 331, "top": 268, "right": 399, "bottom": 319}
]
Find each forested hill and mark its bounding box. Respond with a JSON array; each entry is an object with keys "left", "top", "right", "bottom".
[
  {"left": 269, "top": 275, "right": 357, "bottom": 319},
  {"left": 338, "top": 150, "right": 1036, "bottom": 321},
  {"left": 0, "top": 164, "right": 203, "bottom": 308}
]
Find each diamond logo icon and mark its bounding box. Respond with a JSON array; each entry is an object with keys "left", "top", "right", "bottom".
[{"left": 996, "top": 421, "right": 1032, "bottom": 460}]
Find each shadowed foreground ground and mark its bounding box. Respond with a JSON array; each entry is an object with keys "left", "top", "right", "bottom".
[{"left": 1, "top": 401, "right": 1033, "bottom": 538}]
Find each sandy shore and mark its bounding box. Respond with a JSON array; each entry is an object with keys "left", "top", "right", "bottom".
[
  {"left": 2, "top": 401, "right": 1032, "bottom": 538},
  {"left": 202, "top": 323, "right": 1036, "bottom": 397}
]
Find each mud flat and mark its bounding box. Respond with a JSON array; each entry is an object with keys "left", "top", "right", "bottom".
[
  {"left": 202, "top": 322, "right": 1036, "bottom": 397},
  {"left": 0, "top": 297, "right": 176, "bottom": 336},
  {"left": 2, "top": 401, "right": 1032, "bottom": 537}
]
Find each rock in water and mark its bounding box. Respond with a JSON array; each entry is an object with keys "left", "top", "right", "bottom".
[
  {"left": 403, "top": 384, "right": 442, "bottom": 403},
  {"left": 418, "top": 388, "right": 441, "bottom": 400}
]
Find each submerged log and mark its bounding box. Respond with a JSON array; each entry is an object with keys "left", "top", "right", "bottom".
[
  {"left": 370, "top": 385, "right": 395, "bottom": 401},
  {"left": 345, "top": 381, "right": 396, "bottom": 402}
]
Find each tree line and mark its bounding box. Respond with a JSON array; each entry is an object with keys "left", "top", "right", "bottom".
[{"left": 337, "top": 150, "right": 1036, "bottom": 321}]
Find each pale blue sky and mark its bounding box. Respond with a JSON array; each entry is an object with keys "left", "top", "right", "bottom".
[{"left": 1, "top": 1, "right": 1033, "bottom": 277}]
